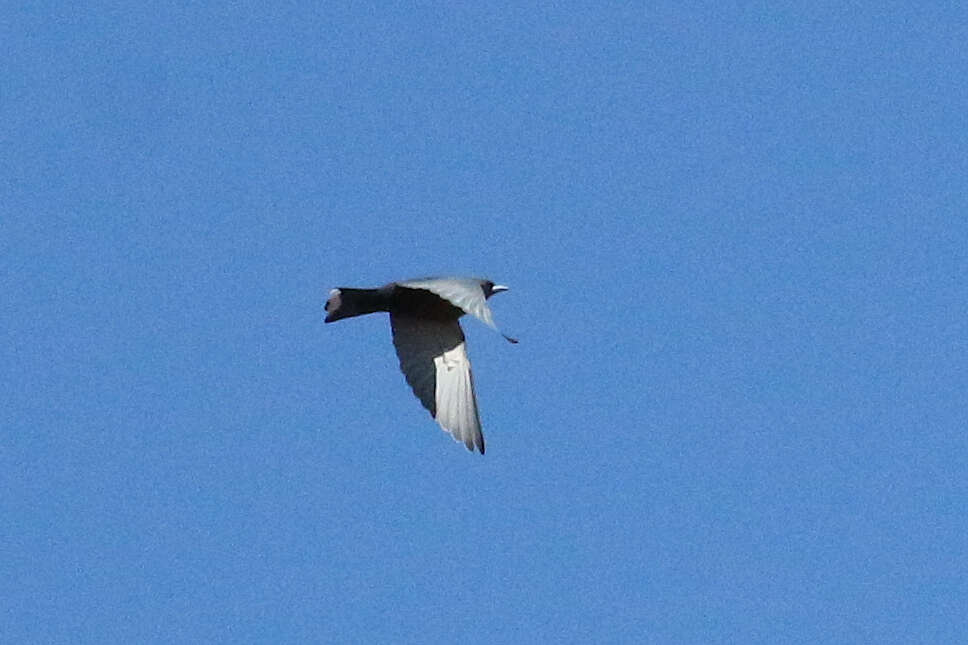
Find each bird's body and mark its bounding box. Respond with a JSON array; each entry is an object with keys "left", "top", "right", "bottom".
[{"left": 324, "top": 277, "right": 515, "bottom": 454}]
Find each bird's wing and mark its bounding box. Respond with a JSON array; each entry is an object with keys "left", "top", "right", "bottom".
[
  {"left": 390, "top": 313, "right": 484, "bottom": 454},
  {"left": 396, "top": 277, "right": 499, "bottom": 331}
]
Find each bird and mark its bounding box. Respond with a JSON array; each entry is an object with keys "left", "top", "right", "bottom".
[{"left": 324, "top": 277, "right": 516, "bottom": 454}]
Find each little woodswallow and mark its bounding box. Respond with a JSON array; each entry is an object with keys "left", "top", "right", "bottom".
[{"left": 325, "top": 277, "right": 516, "bottom": 454}]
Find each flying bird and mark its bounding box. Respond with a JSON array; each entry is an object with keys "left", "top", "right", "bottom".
[{"left": 324, "top": 277, "right": 517, "bottom": 454}]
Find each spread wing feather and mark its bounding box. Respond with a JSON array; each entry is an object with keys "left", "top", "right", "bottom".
[{"left": 390, "top": 314, "right": 484, "bottom": 453}]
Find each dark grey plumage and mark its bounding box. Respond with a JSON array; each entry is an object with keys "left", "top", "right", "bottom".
[{"left": 324, "top": 277, "right": 515, "bottom": 454}]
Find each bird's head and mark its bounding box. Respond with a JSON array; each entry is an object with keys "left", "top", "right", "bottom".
[{"left": 482, "top": 280, "right": 509, "bottom": 300}]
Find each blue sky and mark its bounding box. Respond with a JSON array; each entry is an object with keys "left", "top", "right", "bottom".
[{"left": 3, "top": 3, "right": 967, "bottom": 643}]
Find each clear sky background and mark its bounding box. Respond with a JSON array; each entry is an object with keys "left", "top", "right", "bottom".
[{"left": 3, "top": 3, "right": 967, "bottom": 643}]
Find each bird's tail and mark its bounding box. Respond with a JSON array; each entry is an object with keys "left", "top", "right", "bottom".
[{"left": 324, "top": 288, "right": 389, "bottom": 323}]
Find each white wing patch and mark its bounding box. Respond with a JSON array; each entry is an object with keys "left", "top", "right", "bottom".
[
  {"left": 390, "top": 313, "right": 484, "bottom": 453},
  {"left": 433, "top": 342, "right": 483, "bottom": 453}
]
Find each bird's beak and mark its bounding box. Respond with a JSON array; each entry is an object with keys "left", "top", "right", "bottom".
[{"left": 491, "top": 284, "right": 509, "bottom": 294}]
